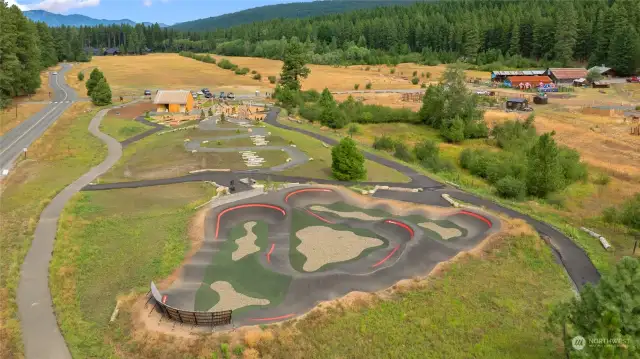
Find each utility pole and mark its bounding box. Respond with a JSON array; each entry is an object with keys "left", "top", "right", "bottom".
[{"left": 633, "top": 231, "right": 639, "bottom": 255}]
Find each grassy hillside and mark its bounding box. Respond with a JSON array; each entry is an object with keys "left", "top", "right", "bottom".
[{"left": 171, "top": 0, "right": 415, "bottom": 31}]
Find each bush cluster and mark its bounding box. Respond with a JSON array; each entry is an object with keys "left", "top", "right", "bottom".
[
  {"left": 268, "top": 75, "right": 277, "bottom": 84},
  {"left": 179, "top": 51, "right": 216, "bottom": 64},
  {"left": 459, "top": 119, "right": 587, "bottom": 199},
  {"left": 234, "top": 67, "right": 250, "bottom": 75},
  {"left": 217, "top": 58, "right": 238, "bottom": 70}
]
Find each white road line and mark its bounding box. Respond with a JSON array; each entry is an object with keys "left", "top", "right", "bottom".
[{"left": 0, "top": 68, "right": 70, "bottom": 157}]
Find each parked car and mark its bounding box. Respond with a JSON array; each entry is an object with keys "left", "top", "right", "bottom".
[
  {"left": 144, "top": 90, "right": 152, "bottom": 96},
  {"left": 627, "top": 76, "right": 640, "bottom": 83},
  {"left": 219, "top": 91, "right": 225, "bottom": 99},
  {"left": 204, "top": 92, "right": 213, "bottom": 98},
  {"left": 201, "top": 88, "right": 210, "bottom": 93},
  {"left": 226, "top": 92, "right": 235, "bottom": 99},
  {"left": 196, "top": 91, "right": 204, "bottom": 96}
]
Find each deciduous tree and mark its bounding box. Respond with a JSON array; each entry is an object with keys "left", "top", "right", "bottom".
[{"left": 331, "top": 137, "right": 366, "bottom": 181}]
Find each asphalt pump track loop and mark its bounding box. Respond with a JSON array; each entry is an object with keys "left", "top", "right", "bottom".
[{"left": 159, "top": 185, "right": 499, "bottom": 326}]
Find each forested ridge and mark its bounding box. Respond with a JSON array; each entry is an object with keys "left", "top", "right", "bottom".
[
  {"left": 171, "top": 0, "right": 416, "bottom": 32},
  {"left": 2, "top": 0, "right": 640, "bottom": 109}
]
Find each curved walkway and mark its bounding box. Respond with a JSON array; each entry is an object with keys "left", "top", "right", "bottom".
[
  {"left": 16, "top": 103, "right": 130, "bottom": 359},
  {"left": 185, "top": 118, "right": 309, "bottom": 171}
]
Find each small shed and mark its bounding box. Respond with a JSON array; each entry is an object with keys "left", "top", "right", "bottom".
[
  {"left": 547, "top": 68, "right": 588, "bottom": 85},
  {"left": 153, "top": 90, "right": 194, "bottom": 113},
  {"left": 506, "top": 98, "right": 529, "bottom": 111},
  {"left": 588, "top": 65, "right": 616, "bottom": 78},
  {"left": 104, "top": 47, "right": 120, "bottom": 56},
  {"left": 592, "top": 81, "right": 611, "bottom": 88}
]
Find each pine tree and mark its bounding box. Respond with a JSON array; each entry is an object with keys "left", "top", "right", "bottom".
[
  {"left": 608, "top": 21, "right": 640, "bottom": 76},
  {"left": 461, "top": 16, "right": 480, "bottom": 59},
  {"left": 91, "top": 78, "right": 112, "bottom": 106},
  {"left": 318, "top": 88, "right": 336, "bottom": 109},
  {"left": 509, "top": 21, "right": 521, "bottom": 56},
  {"left": 331, "top": 137, "right": 366, "bottom": 181},
  {"left": 553, "top": 1, "right": 577, "bottom": 65},
  {"left": 279, "top": 38, "right": 310, "bottom": 92},
  {"left": 86, "top": 68, "right": 104, "bottom": 96},
  {"left": 526, "top": 132, "right": 563, "bottom": 197},
  {"left": 11, "top": 5, "right": 41, "bottom": 96}
]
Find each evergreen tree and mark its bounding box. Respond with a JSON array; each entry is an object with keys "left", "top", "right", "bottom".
[
  {"left": 526, "top": 132, "right": 563, "bottom": 197},
  {"left": 509, "top": 21, "right": 521, "bottom": 56},
  {"left": 86, "top": 68, "right": 104, "bottom": 96},
  {"left": 90, "top": 78, "right": 112, "bottom": 106},
  {"left": 331, "top": 137, "right": 366, "bottom": 181},
  {"left": 548, "top": 257, "right": 640, "bottom": 358},
  {"left": 318, "top": 88, "right": 336, "bottom": 109},
  {"left": 608, "top": 21, "right": 640, "bottom": 76},
  {"left": 279, "top": 38, "right": 310, "bottom": 91},
  {"left": 461, "top": 15, "right": 480, "bottom": 59},
  {"left": 553, "top": 1, "right": 577, "bottom": 65}
]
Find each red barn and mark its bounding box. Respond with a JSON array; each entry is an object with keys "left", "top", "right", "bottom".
[{"left": 508, "top": 75, "right": 553, "bottom": 89}]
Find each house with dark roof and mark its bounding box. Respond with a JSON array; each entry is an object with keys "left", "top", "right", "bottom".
[
  {"left": 84, "top": 47, "right": 101, "bottom": 56},
  {"left": 547, "top": 68, "right": 588, "bottom": 85},
  {"left": 588, "top": 65, "right": 616, "bottom": 78},
  {"left": 104, "top": 47, "right": 120, "bottom": 56},
  {"left": 153, "top": 90, "right": 194, "bottom": 113}
]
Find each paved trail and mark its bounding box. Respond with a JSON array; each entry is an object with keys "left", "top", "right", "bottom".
[{"left": 16, "top": 103, "right": 130, "bottom": 359}]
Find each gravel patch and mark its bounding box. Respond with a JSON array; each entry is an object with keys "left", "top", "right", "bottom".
[
  {"left": 232, "top": 221, "right": 259, "bottom": 261},
  {"left": 296, "top": 226, "right": 383, "bottom": 272},
  {"left": 208, "top": 281, "right": 270, "bottom": 311},
  {"left": 309, "top": 205, "right": 384, "bottom": 221},
  {"left": 418, "top": 222, "right": 462, "bottom": 240}
]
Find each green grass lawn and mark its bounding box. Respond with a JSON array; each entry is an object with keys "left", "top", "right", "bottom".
[
  {"left": 265, "top": 124, "right": 410, "bottom": 183},
  {"left": 0, "top": 104, "right": 106, "bottom": 358},
  {"left": 50, "top": 183, "right": 213, "bottom": 358},
  {"left": 256, "top": 233, "right": 573, "bottom": 359},
  {"left": 99, "top": 116, "right": 151, "bottom": 141}
]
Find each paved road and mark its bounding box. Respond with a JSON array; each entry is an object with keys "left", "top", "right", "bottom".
[
  {"left": 17, "top": 103, "right": 131, "bottom": 359},
  {"left": 0, "top": 64, "right": 77, "bottom": 173}
]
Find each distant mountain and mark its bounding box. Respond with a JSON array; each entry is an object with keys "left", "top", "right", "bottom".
[
  {"left": 23, "top": 10, "right": 169, "bottom": 28},
  {"left": 171, "top": 0, "right": 416, "bottom": 32}
]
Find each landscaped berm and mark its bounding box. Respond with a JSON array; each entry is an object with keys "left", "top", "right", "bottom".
[{"left": 153, "top": 185, "right": 499, "bottom": 326}]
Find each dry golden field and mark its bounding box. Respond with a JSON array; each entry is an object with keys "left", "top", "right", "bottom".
[
  {"left": 0, "top": 104, "right": 47, "bottom": 136},
  {"left": 65, "top": 54, "right": 492, "bottom": 96}
]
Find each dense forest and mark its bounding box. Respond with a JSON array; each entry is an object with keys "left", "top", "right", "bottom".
[
  {"left": 171, "top": 0, "right": 416, "bottom": 32},
  {"left": 2, "top": 0, "right": 640, "bottom": 108}
]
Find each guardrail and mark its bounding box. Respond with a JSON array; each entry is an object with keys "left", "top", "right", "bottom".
[{"left": 147, "top": 281, "right": 232, "bottom": 329}]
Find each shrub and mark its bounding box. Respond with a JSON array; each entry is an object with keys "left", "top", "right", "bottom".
[
  {"left": 253, "top": 73, "right": 262, "bottom": 80},
  {"left": 421, "top": 83, "right": 427, "bottom": 88},
  {"left": 393, "top": 141, "right": 413, "bottom": 162},
  {"left": 320, "top": 106, "right": 347, "bottom": 129},
  {"left": 77, "top": 72, "right": 84, "bottom": 81},
  {"left": 411, "top": 77, "right": 420, "bottom": 85},
  {"left": 299, "top": 103, "right": 323, "bottom": 122},
  {"left": 365, "top": 66, "right": 370, "bottom": 71},
  {"left": 268, "top": 75, "right": 277, "bottom": 84},
  {"left": 217, "top": 58, "right": 236, "bottom": 70},
  {"left": 426, "top": 72, "right": 432, "bottom": 79},
  {"left": 332, "top": 137, "right": 366, "bottom": 181},
  {"left": 593, "top": 173, "right": 611, "bottom": 186},
  {"left": 413, "top": 140, "right": 450, "bottom": 171},
  {"left": 421, "top": 72, "right": 425, "bottom": 78},
  {"left": 348, "top": 123, "right": 360, "bottom": 136},
  {"left": 365, "top": 82, "right": 372, "bottom": 90},
  {"left": 441, "top": 117, "right": 465, "bottom": 143},
  {"left": 235, "top": 67, "right": 250, "bottom": 75},
  {"left": 373, "top": 135, "right": 396, "bottom": 151},
  {"left": 233, "top": 346, "right": 244, "bottom": 356},
  {"left": 558, "top": 147, "right": 588, "bottom": 183},
  {"left": 390, "top": 68, "right": 396, "bottom": 74},
  {"left": 220, "top": 343, "right": 230, "bottom": 359},
  {"left": 495, "top": 176, "right": 527, "bottom": 199},
  {"left": 354, "top": 83, "right": 360, "bottom": 90},
  {"left": 251, "top": 70, "right": 257, "bottom": 74},
  {"left": 412, "top": 70, "right": 418, "bottom": 77},
  {"left": 300, "top": 89, "right": 321, "bottom": 103}
]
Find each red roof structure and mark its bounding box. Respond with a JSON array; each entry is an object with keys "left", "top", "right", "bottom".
[
  {"left": 508, "top": 75, "right": 553, "bottom": 85},
  {"left": 548, "top": 68, "right": 588, "bottom": 80}
]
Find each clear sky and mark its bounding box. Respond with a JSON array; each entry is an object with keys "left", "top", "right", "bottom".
[{"left": 8, "top": 0, "right": 315, "bottom": 25}]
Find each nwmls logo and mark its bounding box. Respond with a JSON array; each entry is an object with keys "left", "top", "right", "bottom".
[
  {"left": 572, "top": 335, "right": 631, "bottom": 350},
  {"left": 572, "top": 336, "right": 586, "bottom": 350}
]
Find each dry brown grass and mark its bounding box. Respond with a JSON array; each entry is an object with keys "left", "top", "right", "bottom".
[
  {"left": 0, "top": 104, "right": 47, "bottom": 136},
  {"left": 65, "top": 54, "right": 492, "bottom": 95}
]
